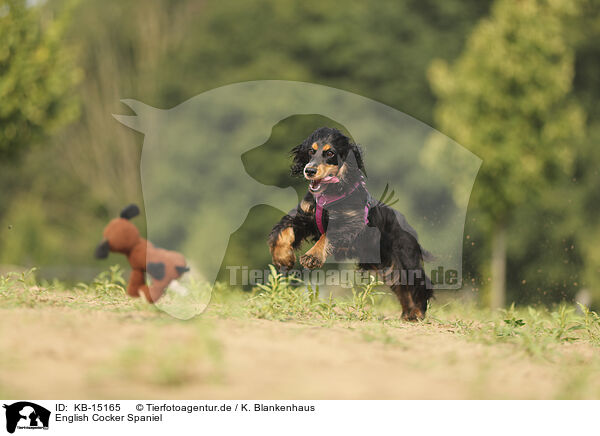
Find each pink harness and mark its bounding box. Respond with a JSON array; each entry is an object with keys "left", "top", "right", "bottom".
[{"left": 313, "top": 178, "right": 369, "bottom": 234}]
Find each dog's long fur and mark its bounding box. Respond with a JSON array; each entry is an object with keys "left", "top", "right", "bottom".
[{"left": 268, "top": 127, "right": 433, "bottom": 320}]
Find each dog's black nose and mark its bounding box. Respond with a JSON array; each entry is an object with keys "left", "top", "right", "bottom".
[{"left": 304, "top": 166, "right": 317, "bottom": 177}]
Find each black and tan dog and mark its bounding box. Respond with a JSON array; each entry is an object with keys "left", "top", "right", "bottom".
[{"left": 268, "top": 127, "right": 433, "bottom": 320}]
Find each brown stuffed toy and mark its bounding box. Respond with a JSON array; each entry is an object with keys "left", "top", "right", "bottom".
[{"left": 94, "top": 204, "right": 189, "bottom": 302}]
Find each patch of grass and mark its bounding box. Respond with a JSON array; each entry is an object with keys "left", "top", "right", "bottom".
[
  {"left": 247, "top": 265, "right": 387, "bottom": 322},
  {"left": 244, "top": 267, "right": 600, "bottom": 357},
  {"left": 429, "top": 301, "right": 600, "bottom": 358},
  {"left": 247, "top": 265, "right": 315, "bottom": 320},
  {"left": 577, "top": 303, "right": 600, "bottom": 345},
  {"left": 0, "top": 266, "right": 162, "bottom": 315},
  {"left": 2, "top": 265, "right": 600, "bottom": 357},
  {"left": 78, "top": 264, "right": 128, "bottom": 298},
  {"left": 0, "top": 267, "right": 41, "bottom": 308},
  {"left": 343, "top": 278, "right": 387, "bottom": 321}
]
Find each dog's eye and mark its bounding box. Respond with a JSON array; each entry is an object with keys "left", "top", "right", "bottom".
[
  {"left": 308, "top": 149, "right": 316, "bottom": 155},
  {"left": 325, "top": 150, "right": 335, "bottom": 158}
]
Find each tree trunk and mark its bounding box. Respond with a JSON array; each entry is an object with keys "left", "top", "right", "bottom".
[{"left": 490, "top": 222, "right": 506, "bottom": 310}]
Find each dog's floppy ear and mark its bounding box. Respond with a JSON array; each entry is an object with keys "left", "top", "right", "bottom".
[
  {"left": 120, "top": 204, "right": 140, "bottom": 220},
  {"left": 354, "top": 147, "right": 366, "bottom": 176},
  {"left": 346, "top": 142, "right": 367, "bottom": 176},
  {"left": 146, "top": 262, "right": 165, "bottom": 280},
  {"left": 290, "top": 143, "right": 309, "bottom": 176}
]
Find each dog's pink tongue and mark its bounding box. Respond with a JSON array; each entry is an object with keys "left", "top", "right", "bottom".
[{"left": 321, "top": 175, "right": 340, "bottom": 184}]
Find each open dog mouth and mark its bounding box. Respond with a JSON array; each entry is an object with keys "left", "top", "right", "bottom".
[
  {"left": 309, "top": 179, "right": 323, "bottom": 192},
  {"left": 309, "top": 175, "right": 339, "bottom": 192}
]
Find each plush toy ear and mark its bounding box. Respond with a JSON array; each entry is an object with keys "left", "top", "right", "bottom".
[
  {"left": 120, "top": 204, "right": 140, "bottom": 220},
  {"left": 175, "top": 265, "right": 190, "bottom": 276},
  {"left": 94, "top": 240, "right": 110, "bottom": 259},
  {"left": 146, "top": 262, "right": 165, "bottom": 280}
]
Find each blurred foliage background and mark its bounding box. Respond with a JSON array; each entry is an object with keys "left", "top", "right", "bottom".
[{"left": 1, "top": 0, "right": 599, "bottom": 308}]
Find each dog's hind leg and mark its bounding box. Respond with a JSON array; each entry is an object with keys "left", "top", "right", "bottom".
[
  {"left": 389, "top": 265, "right": 431, "bottom": 321},
  {"left": 388, "top": 240, "right": 433, "bottom": 320},
  {"left": 391, "top": 284, "right": 424, "bottom": 321}
]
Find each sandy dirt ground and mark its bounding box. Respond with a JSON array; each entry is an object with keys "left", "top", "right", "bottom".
[{"left": 1, "top": 306, "right": 599, "bottom": 399}]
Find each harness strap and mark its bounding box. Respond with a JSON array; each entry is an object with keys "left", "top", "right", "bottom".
[{"left": 314, "top": 180, "right": 368, "bottom": 234}]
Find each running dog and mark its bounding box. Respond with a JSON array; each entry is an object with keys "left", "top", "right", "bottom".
[{"left": 268, "top": 127, "right": 433, "bottom": 320}]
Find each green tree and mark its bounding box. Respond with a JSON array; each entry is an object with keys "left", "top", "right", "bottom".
[
  {"left": 0, "top": 0, "right": 80, "bottom": 160},
  {"left": 570, "top": 0, "right": 600, "bottom": 305},
  {"left": 154, "top": 0, "right": 490, "bottom": 125},
  {"left": 0, "top": 0, "right": 81, "bottom": 268},
  {"left": 0, "top": 0, "right": 489, "bottom": 273},
  {"left": 429, "top": 0, "right": 585, "bottom": 308}
]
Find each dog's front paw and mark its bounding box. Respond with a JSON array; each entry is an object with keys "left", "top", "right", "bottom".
[
  {"left": 271, "top": 244, "right": 296, "bottom": 270},
  {"left": 300, "top": 253, "right": 324, "bottom": 269},
  {"left": 272, "top": 251, "right": 296, "bottom": 271}
]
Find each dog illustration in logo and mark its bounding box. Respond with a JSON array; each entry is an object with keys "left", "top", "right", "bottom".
[{"left": 3, "top": 402, "right": 50, "bottom": 434}]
